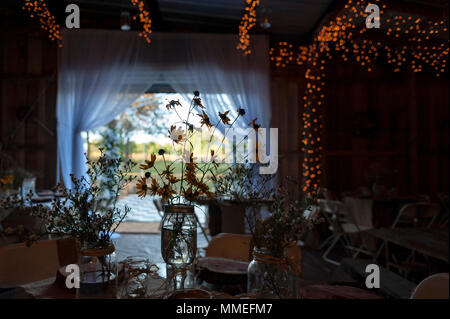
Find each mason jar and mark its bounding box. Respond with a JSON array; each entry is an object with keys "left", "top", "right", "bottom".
[
  {"left": 161, "top": 204, "right": 197, "bottom": 289},
  {"left": 116, "top": 256, "right": 150, "bottom": 299},
  {"left": 76, "top": 242, "right": 117, "bottom": 299},
  {"left": 247, "top": 247, "right": 298, "bottom": 299}
]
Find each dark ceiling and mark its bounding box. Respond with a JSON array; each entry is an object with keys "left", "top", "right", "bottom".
[
  {"left": 1, "top": 0, "right": 448, "bottom": 43},
  {"left": 60, "top": 0, "right": 338, "bottom": 41}
]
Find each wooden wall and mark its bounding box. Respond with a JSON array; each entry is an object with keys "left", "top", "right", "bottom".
[
  {"left": 270, "top": 67, "right": 305, "bottom": 196},
  {"left": 324, "top": 60, "right": 449, "bottom": 196},
  {"left": 271, "top": 60, "right": 449, "bottom": 198},
  {"left": 0, "top": 9, "right": 58, "bottom": 189}
]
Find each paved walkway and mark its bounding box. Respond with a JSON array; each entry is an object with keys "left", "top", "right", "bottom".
[{"left": 117, "top": 194, "right": 207, "bottom": 225}]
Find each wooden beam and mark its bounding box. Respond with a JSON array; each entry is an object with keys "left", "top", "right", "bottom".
[{"left": 409, "top": 71, "right": 419, "bottom": 193}]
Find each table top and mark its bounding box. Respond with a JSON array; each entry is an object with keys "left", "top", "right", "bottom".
[
  {"left": 11, "top": 257, "right": 383, "bottom": 299},
  {"left": 13, "top": 277, "right": 382, "bottom": 299},
  {"left": 368, "top": 227, "right": 449, "bottom": 262}
]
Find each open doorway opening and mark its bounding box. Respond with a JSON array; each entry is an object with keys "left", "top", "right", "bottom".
[{"left": 81, "top": 91, "right": 218, "bottom": 263}]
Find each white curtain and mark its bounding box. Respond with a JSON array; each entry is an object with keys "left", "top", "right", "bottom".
[{"left": 57, "top": 29, "right": 270, "bottom": 187}]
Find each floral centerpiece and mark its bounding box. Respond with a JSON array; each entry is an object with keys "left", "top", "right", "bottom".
[
  {"left": 0, "top": 173, "right": 14, "bottom": 196},
  {"left": 1, "top": 150, "right": 136, "bottom": 298},
  {"left": 246, "top": 183, "right": 321, "bottom": 298},
  {"left": 212, "top": 163, "right": 274, "bottom": 202},
  {"left": 1, "top": 149, "right": 135, "bottom": 248},
  {"left": 136, "top": 91, "right": 254, "bottom": 289},
  {"left": 136, "top": 91, "right": 252, "bottom": 204}
]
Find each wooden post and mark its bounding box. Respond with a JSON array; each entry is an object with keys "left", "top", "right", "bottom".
[{"left": 409, "top": 72, "right": 419, "bottom": 194}]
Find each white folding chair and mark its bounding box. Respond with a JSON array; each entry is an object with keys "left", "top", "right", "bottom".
[{"left": 319, "top": 199, "right": 372, "bottom": 266}]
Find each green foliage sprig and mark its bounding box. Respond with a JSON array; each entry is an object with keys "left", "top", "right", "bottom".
[
  {"left": 247, "top": 181, "right": 322, "bottom": 256},
  {"left": 1, "top": 149, "right": 136, "bottom": 248}
]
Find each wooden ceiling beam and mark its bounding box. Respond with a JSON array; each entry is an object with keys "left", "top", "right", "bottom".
[{"left": 307, "top": 0, "right": 448, "bottom": 45}]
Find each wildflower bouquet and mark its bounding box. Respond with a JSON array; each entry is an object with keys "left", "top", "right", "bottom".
[
  {"left": 0, "top": 149, "right": 136, "bottom": 249},
  {"left": 212, "top": 163, "right": 275, "bottom": 202},
  {"left": 248, "top": 183, "right": 321, "bottom": 256},
  {"left": 136, "top": 91, "right": 256, "bottom": 204},
  {"left": 0, "top": 173, "right": 13, "bottom": 191}
]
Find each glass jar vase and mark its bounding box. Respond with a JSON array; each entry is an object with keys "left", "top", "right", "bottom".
[
  {"left": 116, "top": 256, "right": 151, "bottom": 299},
  {"left": 247, "top": 247, "right": 298, "bottom": 299},
  {"left": 76, "top": 243, "right": 117, "bottom": 299},
  {"left": 161, "top": 204, "right": 197, "bottom": 290}
]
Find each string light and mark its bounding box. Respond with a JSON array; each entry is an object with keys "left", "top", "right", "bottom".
[
  {"left": 131, "top": 0, "right": 152, "bottom": 44},
  {"left": 237, "top": 0, "right": 260, "bottom": 55},
  {"left": 269, "top": 0, "right": 448, "bottom": 196},
  {"left": 21, "top": 0, "right": 62, "bottom": 46}
]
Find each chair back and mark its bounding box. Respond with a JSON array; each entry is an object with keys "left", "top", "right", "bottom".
[
  {"left": 0, "top": 240, "right": 60, "bottom": 286},
  {"left": 318, "top": 199, "right": 353, "bottom": 234},
  {"left": 392, "top": 202, "right": 441, "bottom": 228},
  {"left": 343, "top": 197, "right": 374, "bottom": 229},
  {"left": 410, "top": 273, "right": 449, "bottom": 299},
  {"left": 205, "top": 233, "right": 253, "bottom": 261}
]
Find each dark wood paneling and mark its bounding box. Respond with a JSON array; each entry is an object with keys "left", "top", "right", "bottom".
[
  {"left": 323, "top": 59, "right": 449, "bottom": 197},
  {"left": 0, "top": 14, "right": 58, "bottom": 189}
]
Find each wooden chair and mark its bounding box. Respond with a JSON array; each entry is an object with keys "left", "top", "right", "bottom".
[
  {"left": 205, "top": 233, "right": 253, "bottom": 262},
  {"left": 205, "top": 233, "right": 303, "bottom": 277},
  {"left": 0, "top": 238, "right": 78, "bottom": 286},
  {"left": 410, "top": 273, "right": 449, "bottom": 299}
]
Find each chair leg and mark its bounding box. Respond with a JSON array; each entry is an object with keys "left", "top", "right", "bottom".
[
  {"left": 320, "top": 234, "right": 336, "bottom": 250},
  {"left": 351, "top": 234, "right": 373, "bottom": 260},
  {"left": 374, "top": 241, "right": 385, "bottom": 261},
  {"left": 322, "top": 234, "right": 343, "bottom": 266}
]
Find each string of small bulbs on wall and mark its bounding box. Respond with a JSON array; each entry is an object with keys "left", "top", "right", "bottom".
[
  {"left": 268, "top": 0, "right": 448, "bottom": 196},
  {"left": 21, "top": 0, "right": 62, "bottom": 47}
]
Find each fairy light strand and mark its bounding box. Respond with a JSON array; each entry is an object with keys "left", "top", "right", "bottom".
[
  {"left": 131, "top": 0, "right": 152, "bottom": 44},
  {"left": 237, "top": 0, "right": 260, "bottom": 55},
  {"left": 21, "top": 0, "right": 62, "bottom": 46}
]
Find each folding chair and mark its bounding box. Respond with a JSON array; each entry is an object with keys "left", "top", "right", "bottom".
[{"left": 319, "top": 199, "right": 372, "bottom": 266}]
